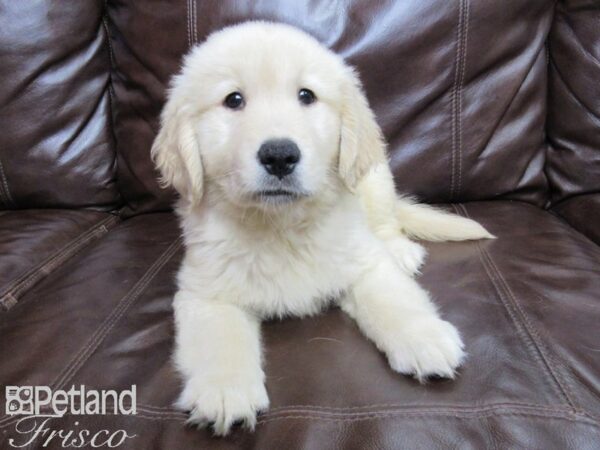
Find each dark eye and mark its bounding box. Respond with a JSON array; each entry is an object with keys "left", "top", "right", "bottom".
[
  {"left": 298, "top": 88, "right": 316, "bottom": 105},
  {"left": 224, "top": 92, "right": 245, "bottom": 109}
]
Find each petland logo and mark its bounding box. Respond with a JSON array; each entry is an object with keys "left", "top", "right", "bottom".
[{"left": 5, "top": 385, "right": 137, "bottom": 448}]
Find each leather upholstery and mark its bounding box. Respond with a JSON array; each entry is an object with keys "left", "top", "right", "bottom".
[
  {"left": 0, "top": 210, "right": 118, "bottom": 311},
  {"left": 552, "top": 194, "right": 600, "bottom": 245},
  {"left": 1, "top": 203, "right": 599, "bottom": 448},
  {"left": 107, "top": 0, "right": 552, "bottom": 215},
  {"left": 0, "top": 0, "right": 120, "bottom": 210},
  {"left": 1, "top": 1, "right": 599, "bottom": 448},
  {"left": 547, "top": 0, "right": 600, "bottom": 203},
  {"left": 547, "top": 0, "right": 600, "bottom": 243}
]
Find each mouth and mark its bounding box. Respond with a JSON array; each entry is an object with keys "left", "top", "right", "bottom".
[{"left": 252, "top": 189, "right": 308, "bottom": 202}]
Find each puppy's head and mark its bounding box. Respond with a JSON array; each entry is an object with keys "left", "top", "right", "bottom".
[{"left": 152, "top": 22, "right": 386, "bottom": 211}]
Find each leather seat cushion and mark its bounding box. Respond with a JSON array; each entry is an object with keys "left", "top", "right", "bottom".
[
  {"left": 0, "top": 210, "right": 118, "bottom": 311},
  {"left": 1, "top": 202, "right": 598, "bottom": 448}
]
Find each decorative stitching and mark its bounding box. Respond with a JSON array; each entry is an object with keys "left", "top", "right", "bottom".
[
  {"left": 1, "top": 293, "right": 17, "bottom": 310},
  {"left": 476, "top": 237, "right": 551, "bottom": 376},
  {"left": 463, "top": 215, "right": 566, "bottom": 404},
  {"left": 457, "top": 0, "right": 469, "bottom": 197},
  {"left": 2, "top": 402, "right": 597, "bottom": 430},
  {"left": 266, "top": 401, "right": 573, "bottom": 414},
  {"left": 48, "top": 238, "right": 183, "bottom": 392},
  {"left": 186, "top": 0, "right": 191, "bottom": 49},
  {"left": 479, "top": 234, "right": 579, "bottom": 411},
  {"left": 131, "top": 411, "right": 600, "bottom": 429},
  {"left": 192, "top": 0, "right": 197, "bottom": 45},
  {"left": 130, "top": 405, "right": 595, "bottom": 425},
  {"left": 0, "top": 215, "right": 120, "bottom": 311},
  {"left": 133, "top": 400, "right": 574, "bottom": 415},
  {"left": 456, "top": 204, "right": 577, "bottom": 411},
  {"left": 450, "top": 1, "right": 462, "bottom": 200},
  {"left": 450, "top": 0, "right": 469, "bottom": 201},
  {"left": 0, "top": 216, "right": 117, "bottom": 299},
  {"left": 460, "top": 205, "right": 576, "bottom": 409},
  {"left": 0, "top": 157, "right": 14, "bottom": 207},
  {"left": 260, "top": 406, "right": 576, "bottom": 419},
  {"left": 256, "top": 410, "right": 600, "bottom": 428}
]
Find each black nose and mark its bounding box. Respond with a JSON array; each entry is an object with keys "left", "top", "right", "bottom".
[{"left": 257, "top": 139, "right": 301, "bottom": 179}]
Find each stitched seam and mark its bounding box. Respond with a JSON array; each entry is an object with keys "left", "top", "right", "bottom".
[
  {"left": 0, "top": 229, "right": 102, "bottom": 311},
  {"left": 264, "top": 401, "right": 573, "bottom": 414},
  {"left": 459, "top": 204, "right": 577, "bottom": 409},
  {"left": 259, "top": 407, "right": 591, "bottom": 422},
  {"left": 0, "top": 215, "right": 118, "bottom": 299},
  {"left": 261, "top": 407, "right": 577, "bottom": 419},
  {"left": 135, "top": 400, "right": 574, "bottom": 414},
  {"left": 126, "top": 411, "right": 599, "bottom": 429},
  {"left": 0, "top": 412, "right": 596, "bottom": 430},
  {"left": 0, "top": 157, "right": 14, "bottom": 207},
  {"left": 456, "top": 204, "right": 577, "bottom": 410},
  {"left": 192, "top": 0, "right": 197, "bottom": 45},
  {"left": 468, "top": 248, "right": 569, "bottom": 406},
  {"left": 480, "top": 235, "right": 579, "bottom": 410},
  {"left": 140, "top": 406, "right": 583, "bottom": 420},
  {"left": 458, "top": 208, "right": 564, "bottom": 403},
  {"left": 480, "top": 246, "right": 584, "bottom": 412},
  {"left": 186, "top": 0, "right": 191, "bottom": 48},
  {"left": 450, "top": 1, "right": 462, "bottom": 200},
  {"left": 477, "top": 242, "right": 549, "bottom": 369},
  {"left": 256, "top": 410, "right": 600, "bottom": 427},
  {"left": 1, "top": 293, "right": 17, "bottom": 311},
  {"left": 451, "top": 204, "right": 566, "bottom": 402},
  {"left": 456, "top": 0, "right": 469, "bottom": 197},
  {"left": 450, "top": 0, "right": 468, "bottom": 200},
  {"left": 0, "top": 215, "right": 117, "bottom": 298},
  {"left": 48, "top": 238, "right": 183, "bottom": 392},
  {"left": 0, "top": 215, "right": 119, "bottom": 310},
  {"left": 134, "top": 402, "right": 575, "bottom": 417},
  {"left": 3, "top": 403, "right": 597, "bottom": 430},
  {"left": 49, "top": 238, "right": 182, "bottom": 391}
]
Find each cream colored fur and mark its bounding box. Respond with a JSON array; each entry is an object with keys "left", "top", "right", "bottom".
[{"left": 151, "top": 22, "right": 493, "bottom": 436}]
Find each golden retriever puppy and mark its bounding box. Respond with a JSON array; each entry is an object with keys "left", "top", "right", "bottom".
[{"left": 151, "top": 21, "right": 493, "bottom": 435}]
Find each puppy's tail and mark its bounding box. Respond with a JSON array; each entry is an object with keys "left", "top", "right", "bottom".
[{"left": 396, "top": 198, "right": 495, "bottom": 242}]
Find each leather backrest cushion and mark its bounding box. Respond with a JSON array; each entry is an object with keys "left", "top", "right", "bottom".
[
  {"left": 107, "top": 0, "right": 554, "bottom": 215},
  {"left": 547, "top": 0, "right": 600, "bottom": 205},
  {"left": 0, "top": 1, "right": 120, "bottom": 210}
]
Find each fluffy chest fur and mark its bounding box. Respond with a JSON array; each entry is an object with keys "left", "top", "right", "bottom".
[{"left": 177, "top": 197, "right": 373, "bottom": 318}]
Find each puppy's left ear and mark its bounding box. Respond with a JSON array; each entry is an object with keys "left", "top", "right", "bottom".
[
  {"left": 338, "top": 68, "right": 387, "bottom": 191},
  {"left": 151, "top": 99, "right": 204, "bottom": 205}
]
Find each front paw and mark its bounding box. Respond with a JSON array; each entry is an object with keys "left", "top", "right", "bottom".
[
  {"left": 386, "top": 317, "right": 466, "bottom": 382},
  {"left": 175, "top": 376, "right": 269, "bottom": 436}
]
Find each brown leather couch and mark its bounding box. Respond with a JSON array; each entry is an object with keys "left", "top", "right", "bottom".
[{"left": 1, "top": 1, "right": 599, "bottom": 448}]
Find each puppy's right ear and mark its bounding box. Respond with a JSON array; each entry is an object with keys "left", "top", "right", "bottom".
[
  {"left": 338, "top": 68, "right": 387, "bottom": 191},
  {"left": 151, "top": 99, "right": 204, "bottom": 204}
]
